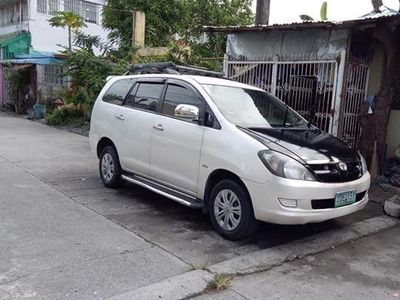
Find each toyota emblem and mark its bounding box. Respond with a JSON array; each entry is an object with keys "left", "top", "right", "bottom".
[{"left": 338, "top": 161, "right": 347, "bottom": 171}]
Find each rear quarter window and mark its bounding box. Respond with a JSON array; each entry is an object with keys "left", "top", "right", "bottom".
[{"left": 102, "top": 79, "right": 134, "bottom": 105}]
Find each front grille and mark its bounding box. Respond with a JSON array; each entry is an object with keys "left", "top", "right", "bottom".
[
  {"left": 311, "top": 191, "right": 367, "bottom": 209},
  {"left": 308, "top": 160, "right": 362, "bottom": 183}
]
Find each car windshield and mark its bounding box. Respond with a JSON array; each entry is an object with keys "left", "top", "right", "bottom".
[{"left": 202, "top": 84, "right": 308, "bottom": 128}]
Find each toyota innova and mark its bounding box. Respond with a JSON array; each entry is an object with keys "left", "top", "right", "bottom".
[{"left": 89, "top": 65, "right": 370, "bottom": 240}]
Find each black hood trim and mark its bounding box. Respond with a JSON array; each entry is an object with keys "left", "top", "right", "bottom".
[{"left": 239, "top": 126, "right": 359, "bottom": 164}]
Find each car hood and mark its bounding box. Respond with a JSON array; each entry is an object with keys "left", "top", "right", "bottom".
[{"left": 242, "top": 127, "right": 359, "bottom": 164}]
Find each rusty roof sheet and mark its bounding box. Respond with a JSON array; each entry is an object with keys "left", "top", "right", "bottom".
[{"left": 204, "top": 13, "right": 400, "bottom": 33}]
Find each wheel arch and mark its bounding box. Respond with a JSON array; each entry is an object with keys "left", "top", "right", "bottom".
[
  {"left": 203, "top": 169, "right": 252, "bottom": 214},
  {"left": 96, "top": 137, "right": 116, "bottom": 158}
]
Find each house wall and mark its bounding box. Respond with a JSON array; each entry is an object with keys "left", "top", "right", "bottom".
[
  {"left": 365, "top": 43, "right": 399, "bottom": 158},
  {"left": 367, "top": 44, "right": 385, "bottom": 96},
  {"left": 386, "top": 110, "right": 400, "bottom": 157},
  {"left": 226, "top": 29, "right": 349, "bottom": 60},
  {"left": 29, "top": 0, "right": 109, "bottom": 55},
  {"left": 1, "top": 0, "right": 109, "bottom": 55},
  {"left": 36, "top": 64, "right": 65, "bottom": 104}
]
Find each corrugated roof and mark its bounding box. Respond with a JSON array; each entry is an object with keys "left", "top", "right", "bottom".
[{"left": 204, "top": 13, "right": 400, "bottom": 33}]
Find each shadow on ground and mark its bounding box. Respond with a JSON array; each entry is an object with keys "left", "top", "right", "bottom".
[{"left": 65, "top": 177, "right": 388, "bottom": 267}]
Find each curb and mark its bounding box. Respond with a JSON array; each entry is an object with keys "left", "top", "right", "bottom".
[
  {"left": 107, "top": 215, "right": 400, "bottom": 300},
  {"left": 107, "top": 270, "right": 213, "bottom": 300}
]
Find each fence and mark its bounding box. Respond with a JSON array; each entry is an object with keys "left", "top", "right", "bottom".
[
  {"left": 225, "top": 54, "right": 371, "bottom": 149},
  {"left": 226, "top": 55, "right": 339, "bottom": 135},
  {"left": 338, "top": 59, "right": 370, "bottom": 148}
]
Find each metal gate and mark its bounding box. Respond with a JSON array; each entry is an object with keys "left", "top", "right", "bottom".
[
  {"left": 226, "top": 56, "right": 339, "bottom": 135},
  {"left": 338, "top": 59, "right": 370, "bottom": 149}
]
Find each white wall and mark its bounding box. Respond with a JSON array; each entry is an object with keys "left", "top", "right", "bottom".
[
  {"left": 27, "top": 0, "right": 109, "bottom": 55},
  {"left": 29, "top": 14, "right": 109, "bottom": 55}
]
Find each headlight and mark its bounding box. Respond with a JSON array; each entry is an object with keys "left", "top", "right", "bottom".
[
  {"left": 359, "top": 152, "right": 368, "bottom": 175},
  {"left": 258, "top": 150, "right": 315, "bottom": 181}
]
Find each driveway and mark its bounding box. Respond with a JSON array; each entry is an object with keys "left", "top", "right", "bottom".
[{"left": 0, "top": 113, "right": 387, "bottom": 299}]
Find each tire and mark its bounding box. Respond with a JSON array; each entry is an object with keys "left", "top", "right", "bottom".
[
  {"left": 99, "top": 146, "right": 125, "bottom": 189},
  {"left": 209, "top": 179, "right": 259, "bottom": 240}
]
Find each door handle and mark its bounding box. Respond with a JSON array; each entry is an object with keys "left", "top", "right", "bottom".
[
  {"left": 116, "top": 114, "right": 125, "bottom": 120},
  {"left": 153, "top": 124, "right": 164, "bottom": 131}
]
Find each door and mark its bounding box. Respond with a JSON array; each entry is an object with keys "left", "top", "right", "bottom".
[
  {"left": 113, "top": 80, "right": 164, "bottom": 175},
  {"left": 150, "top": 80, "right": 205, "bottom": 194}
]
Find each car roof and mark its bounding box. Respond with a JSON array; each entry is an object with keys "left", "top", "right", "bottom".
[{"left": 108, "top": 74, "right": 262, "bottom": 91}]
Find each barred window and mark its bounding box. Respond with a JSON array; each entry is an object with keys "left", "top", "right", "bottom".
[
  {"left": 83, "top": 1, "right": 98, "bottom": 24},
  {"left": 36, "top": 0, "right": 59, "bottom": 15},
  {"left": 44, "top": 66, "right": 66, "bottom": 86},
  {"left": 0, "top": 2, "right": 28, "bottom": 26},
  {"left": 64, "top": 0, "right": 98, "bottom": 24}
]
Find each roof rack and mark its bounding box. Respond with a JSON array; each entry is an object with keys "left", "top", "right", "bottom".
[{"left": 127, "top": 61, "right": 225, "bottom": 78}]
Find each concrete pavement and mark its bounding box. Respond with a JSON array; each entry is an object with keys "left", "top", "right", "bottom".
[
  {"left": 0, "top": 114, "right": 187, "bottom": 299},
  {"left": 192, "top": 226, "right": 400, "bottom": 300},
  {"left": 0, "top": 112, "right": 399, "bottom": 299}
]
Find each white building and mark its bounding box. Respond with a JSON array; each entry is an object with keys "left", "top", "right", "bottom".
[
  {"left": 0, "top": 0, "right": 108, "bottom": 108},
  {"left": 0, "top": 0, "right": 107, "bottom": 56}
]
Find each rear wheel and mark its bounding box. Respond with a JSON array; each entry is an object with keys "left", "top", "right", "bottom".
[
  {"left": 99, "top": 146, "right": 124, "bottom": 188},
  {"left": 209, "top": 179, "right": 258, "bottom": 240}
]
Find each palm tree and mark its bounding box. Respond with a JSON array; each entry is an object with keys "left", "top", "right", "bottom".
[{"left": 48, "top": 11, "right": 87, "bottom": 53}]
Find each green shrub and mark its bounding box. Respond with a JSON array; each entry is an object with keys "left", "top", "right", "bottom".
[{"left": 45, "top": 106, "right": 86, "bottom": 126}]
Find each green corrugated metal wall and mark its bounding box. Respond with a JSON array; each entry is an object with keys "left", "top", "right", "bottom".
[{"left": 0, "top": 32, "right": 31, "bottom": 60}]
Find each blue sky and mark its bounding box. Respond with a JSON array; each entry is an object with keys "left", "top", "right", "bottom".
[{"left": 252, "top": 0, "right": 399, "bottom": 24}]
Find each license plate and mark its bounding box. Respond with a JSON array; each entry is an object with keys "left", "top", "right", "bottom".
[{"left": 334, "top": 190, "right": 357, "bottom": 207}]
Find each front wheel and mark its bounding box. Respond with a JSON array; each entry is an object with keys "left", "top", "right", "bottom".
[
  {"left": 99, "top": 146, "right": 125, "bottom": 188},
  {"left": 209, "top": 180, "right": 259, "bottom": 240}
]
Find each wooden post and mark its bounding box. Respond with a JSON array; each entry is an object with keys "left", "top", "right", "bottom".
[
  {"left": 134, "top": 11, "right": 145, "bottom": 46},
  {"left": 370, "top": 140, "right": 378, "bottom": 184},
  {"left": 131, "top": 11, "right": 145, "bottom": 63}
]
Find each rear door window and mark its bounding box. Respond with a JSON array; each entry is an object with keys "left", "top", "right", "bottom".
[
  {"left": 102, "top": 79, "right": 133, "bottom": 105},
  {"left": 133, "top": 83, "right": 164, "bottom": 112}
]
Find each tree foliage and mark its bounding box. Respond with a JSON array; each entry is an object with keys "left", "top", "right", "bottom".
[
  {"left": 179, "top": 0, "right": 254, "bottom": 40},
  {"left": 102, "top": 0, "right": 185, "bottom": 48},
  {"left": 102, "top": 0, "right": 254, "bottom": 61},
  {"left": 48, "top": 11, "right": 86, "bottom": 52},
  {"left": 48, "top": 11, "right": 86, "bottom": 29}
]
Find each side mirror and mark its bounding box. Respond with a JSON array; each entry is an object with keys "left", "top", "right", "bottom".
[{"left": 174, "top": 104, "right": 199, "bottom": 122}]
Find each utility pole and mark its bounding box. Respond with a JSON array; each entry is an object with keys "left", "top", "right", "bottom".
[
  {"left": 371, "top": 0, "right": 383, "bottom": 13},
  {"left": 255, "top": 0, "right": 271, "bottom": 26}
]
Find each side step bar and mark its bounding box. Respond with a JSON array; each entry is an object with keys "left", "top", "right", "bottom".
[{"left": 121, "top": 174, "right": 203, "bottom": 209}]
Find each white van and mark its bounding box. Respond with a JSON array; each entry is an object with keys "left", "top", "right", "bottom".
[{"left": 89, "top": 63, "right": 370, "bottom": 240}]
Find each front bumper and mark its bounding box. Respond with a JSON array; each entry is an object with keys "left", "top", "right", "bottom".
[{"left": 244, "top": 172, "right": 371, "bottom": 225}]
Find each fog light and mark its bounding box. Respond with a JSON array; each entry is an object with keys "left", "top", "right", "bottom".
[{"left": 279, "top": 198, "right": 297, "bottom": 208}]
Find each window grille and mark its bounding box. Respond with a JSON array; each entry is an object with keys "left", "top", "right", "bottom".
[
  {"left": 64, "top": 0, "right": 98, "bottom": 24},
  {"left": 83, "top": 1, "right": 97, "bottom": 24},
  {"left": 0, "top": 2, "right": 28, "bottom": 26},
  {"left": 44, "top": 66, "right": 66, "bottom": 86},
  {"left": 36, "top": 0, "right": 59, "bottom": 15}
]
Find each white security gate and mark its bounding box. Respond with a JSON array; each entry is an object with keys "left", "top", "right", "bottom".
[
  {"left": 226, "top": 56, "right": 339, "bottom": 135},
  {"left": 338, "top": 59, "right": 370, "bottom": 149}
]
